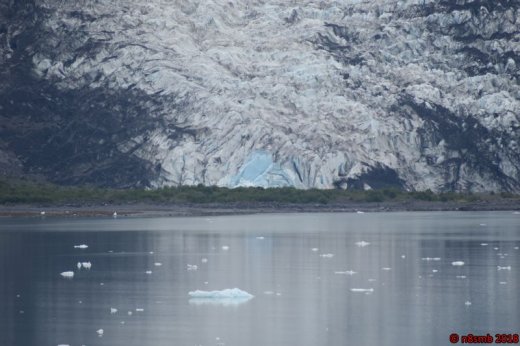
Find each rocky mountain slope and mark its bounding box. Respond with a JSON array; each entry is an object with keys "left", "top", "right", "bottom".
[{"left": 1, "top": 0, "right": 519, "bottom": 191}]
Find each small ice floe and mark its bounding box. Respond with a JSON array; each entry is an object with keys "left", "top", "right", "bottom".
[
  {"left": 127, "top": 311, "right": 133, "bottom": 316},
  {"left": 264, "top": 291, "right": 274, "bottom": 295},
  {"left": 201, "top": 258, "right": 208, "bottom": 263},
  {"left": 77, "top": 262, "right": 82, "bottom": 269},
  {"left": 113, "top": 212, "right": 117, "bottom": 218},
  {"left": 187, "top": 264, "right": 198, "bottom": 271},
  {"left": 356, "top": 211, "right": 365, "bottom": 214},
  {"left": 276, "top": 292, "right": 282, "bottom": 296},
  {"left": 74, "top": 244, "right": 88, "bottom": 249},
  {"left": 368, "top": 278, "right": 377, "bottom": 282},
  {"left": 135, "top": 308, "right": 144, "bottom": 312},
  {"left": 401, "top": 255, "right": 406, "bottom": 259},
  {"left": 493, "top": 247, "right": 499, "bottom": 250},
  {"left": 78, "top": 300, "right": 82, "bottom": 304},
  {"left": 320, "top": 253, "right": 334, "bottom": 258},
  {"left": 40, "top": 211, "right": 45, "bottom": 216},
  {"left": 60, "top": 271, "right": 74, "bottom": 278},
  {"left": 311, "top": 248, "right": 319, "bottom": 252},
  {"left": 145, "top": 270, "right": 152, "bottom": 275},
  {"left": 432, "top": 269, "right": 438, "bottom": 273},
  {"left": 221, "top": 245, "right": 230, "bottom": 251},
  {"left": 451, "top": 261, "right": 465, "bottom": 266},
  {"left": 480, "top": 243, "right": 489, "bottom": 246},
  {"left": 464, "top": 301, "right": 472, "bottom": 306},
  {"left": 154, "top": 262, "right": 162, "bottom": 267},
  {"left": 110, "top": 308, "right": 118, "bottom": 314},
  {"left": 335, "top": 270, "right": 357, "bottom": 275},
  {"left": 19, "top": 310, "right": 24, "bottom": 314},
  {"left": 188, "top": 288, "right": 254, "bottom": 306},
  {"left": 497, "top": 266, "right": 511, "bottom": 271},
  {"left": 350, "top": 288, "right": 374, "bottom": 293},
  {"left": 97, "top": 329, "right": 104, "bottom": 336},
  {"left": 514, "top": 247, "right": 519, "bottom": 250},
  {"left": 479, "top": 223, "right": 486, "bottom": 227},
  {"left": 81, "top": 262, "right": 92, "bottom": 270},
  {"left": 355, "top": 241, "right": 370, "bottom": 247},
  {"left": 421, "top": 257, "right": 441, "bottom": 261},
  {"left": 149, "top": 251, "right": 154, "bottom": 254},
  {"left": 382, "top": 267, "right": 392, "bottom": 271},
  {"left": 120, "top": 321, "right": 125, "bottom": 325},
  {"left": 456, "top": 275, "right": 467, "bottom": 279},
  {"left": 514, "top": 211, "right": 520, "bottom": 214},
  {"left": 256, "top": 236, "right": 265, "bottom": 240},
  {"left": 16, "top": 294, "right": 20, "bottom": 298},
  {"left": 499, "top": 281, "right": 508, "bottom": 285},
  {"left": 57, "top": 344, "right": 69, "bottom": 346},
  {"left": 204, "top": 281, "right": 209, "bottom": 285},
  {"left": 100, "top": 283, "right": 104, "bottom": 286}
]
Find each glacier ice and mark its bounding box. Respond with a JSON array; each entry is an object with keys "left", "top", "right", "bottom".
[
  {"left": 188, "top": 288, "right": 254, "bottom": 299},
  {"left": 60, "top": 271, "right": 74, "bottom": 278},
  {"left": 451, "top": 261, "right": 465, "bottom": 266},
  {"left": 74, "top": 245, "right": 88, "bottom": 249}
]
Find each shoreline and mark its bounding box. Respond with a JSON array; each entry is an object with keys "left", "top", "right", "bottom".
[{"left": 1, "top": 200, "right": 520, "bottom": 218}]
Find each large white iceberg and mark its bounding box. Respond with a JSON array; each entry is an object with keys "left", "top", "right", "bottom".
[{"left": 188, "top": 288, "right": 253, "bottom": 299}]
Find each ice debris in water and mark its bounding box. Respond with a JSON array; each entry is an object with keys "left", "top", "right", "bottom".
[
  {"left": 136, "top": 308, "right": 144, "bottom": 312},
  {"left": 356, "top": 211, "right": 365, "bottom": 214},
  {"left": 421, "top": 257, "right": 441, "bottom": 261},
  {"left": 40, "top": 211, "right": 45, "bottom": 216},
  {"left": 481, "top": 243, "right": 489, "bottom": 246},
  {"left": 201, "top": 258, "right": 208, "bottom": 263},
  {"left": 350, "top": 288, "right": 374, "bottom": 293},
  {"left": 74, "top": 244, "right": 88, "bottom": 249},
  {"left": 311, "top": 248, "right": 319, "bottom": 252},
  {"left": 497, "top": 266, "right": 511, "bottom": 271},
  {"left": 77, "top": 262, "right": 82, "bottom": 269},
  {"left": 110, "top": 308, "right": 118, "bottom": 314},
  {"left": 451, "top": 261, "right": 465, "bottom": 266},
  {"left": 97, "top": 329, "right": 104, "bottom": 336},
  {"left": 154, "top": 262, "right": 162, "bottom": 266},
  {"left": 514, "top": 247, "right": 519, "bottom": 250},
  {"left": 113, "top": 211, "right": 117, "bottom": 218},
  {"left": 456, "top": 275, "right": 467, "bottom": 279},
  {"left": 401, "top": 255, "right": 406, "bottom": 259},
  {"left": 499, "top": 281, "right": 508, "bottom": 285},
  {"left": 187, "top": 264, "right": 198, "bottom": 271},
  {"left": 382, "top": 267, "right": 392, "bottom": 271},
  {"left": 355, "top": 241, "right": 370, "bottom": 247},
  {"left": 335, "top": 270, "right": 357, "bottom": 275},
  {"left": 479, "top": 224, "right": 486, "bottom": 227},
  {"left": 145, "top": 270, "right": 152, "bottom": 275},
  {"left": 188, "top": 288, "right": 253, "bottom": 299},
  {"left": 465, "top": 301, "right": 472, "bottom": 306},
  {"left": 221, "top": 245, "right": 230, "bottom": 251},
  {"left": 320, "top": 253, "right": 334, "bottom": 258},
  {"left": 60, "top": 271, "right": 74, "bottom": 278},
  {"left": 77, "top": 262, "right": 91, "bottom": 270},
  {"left": 256, "top": 236, "right": 265, "bottom": 240}
]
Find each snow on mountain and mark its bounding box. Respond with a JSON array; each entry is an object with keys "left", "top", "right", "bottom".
[{"left": 1, "top": 0, "right": 519, "bottom": 191}]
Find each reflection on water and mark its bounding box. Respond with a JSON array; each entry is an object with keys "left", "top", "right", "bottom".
[{"left": 1, "top": 212, "right": 519, "bottom": 346}]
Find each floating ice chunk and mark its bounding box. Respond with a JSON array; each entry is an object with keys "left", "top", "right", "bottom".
[
  {"left": 451, "top": 261, "right": 465, "bottom": 266},
  {"left": 493, "top": 247, "right": 499, "bottom": 250},
  {"left": 350, "top": 288, "right": 374, "bottom": 293},
  {"left": 77, "top": 262, "right": 82, "bottom": 269},
  {"left": 465, "top": 301, "right": 472, "bottom": 306},
  {"left": 145, "top": 270, "right": 152, "bottom": 274},
  {"left": 497, "top": 266, "right": 511, "bottom": 271},
  {"left": 74, "top": 244, "right": 88, "bottom": 249},
  {"left": 149, "top": 251, "right": 154, "bottom": 254},
  {"left": 276, "top": 292, "right": 282, "bottom": 296},
  {"left": 264, "top": 291, "right": 274, "bottom": 295},
  {"left": 154, "top": 262, "right": 162, "bottom": 266},
  {"left": 136, "top": 308, "right": 144, "bottom": 312},
  {"left": 187, "top": 264, "right": 198, "bottom": 271},
  {"left": 311, "top": 248, "right": 319, "bottom": 252},
  {"left": 189, "top": 288, "right": 254, "bottom": 306},
  {"left": 514, "top": 211, "right": 520, "bottom": 214},
  {"left": 320, "top": 253, "right": 334, "bottom": 258},
  {"left": 401, "top": 255, "right": 406, "bottom": 259},
  {"left": 60, "top": 271, "right": 74, "bottom": 278},
  {"left": 480, "top": 243, "right": 488, "bottom": 246},
  {"left": 110, "top": 308, "right": 117, "bottom": 314},
  {"left": 221, "top": 245, "right": 230, "bottom": 251},
  {"left": 499, "top": 281, "right": 508, "bottom": 285},
  {"left": 514, "top": 247, "right": 519, "bottom": 250},
  {"left": 382, "top": 267, "right": 392, "bottom": 271},
  {"left": 421, "top": 257, "right": 441, "bottom": 261},
  {"left": 256, "top": 236, "right": 265, "bottom": 240},
  {"left": 479, "top": 223, "right": 486, "bottom": 226},
  {"left": 113, "top": 212, "right": 117, "bottom": 218},
  {"left": 100, "top": 283, "right": 104, "bottom": 286},
  {"left": 40, "top": 211, "right": 45, "bottom": 216},
  {"left": 82, "top": 262, "right": 91, "bottom": 269},
  {"left": 355, "top": 241, "right": 370, "bottom": 247},
  {"left": 335, "top": 270, "right": 357, "bottom": 275},
  {"left": 97, "top": 329, "right": 104, "bottom": 336},
  {"left": 432, "top": 269, "right": 438, "bottom": 273},
  {"left": 189, "top": 288, "right": 254, "bottom": 299},
  {"left": 127, "top": 311, "right": 133, "bottom": 316},
  {"left": 57, "top": 344, "right": 69, "bottom": 346},
  {"left": 201, "top": 258, "right": 208, "bottom": 263},
  {"left": 356, "top": 211, "right": 365, "bottom": 214},
  {"left": 368, "top": 278, "right": 377, "bottom": 282},
  {"left": 456, "top": 275, "right": 467, "bottom": 279}
]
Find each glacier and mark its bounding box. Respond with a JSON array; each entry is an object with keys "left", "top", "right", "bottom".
[{"left": 0, "top": 0, "right": 519, "bottom": 191}]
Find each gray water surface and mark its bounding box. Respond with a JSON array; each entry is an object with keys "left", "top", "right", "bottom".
[{"left": 1, "top": 212, "right": 519, "bottom": 346}]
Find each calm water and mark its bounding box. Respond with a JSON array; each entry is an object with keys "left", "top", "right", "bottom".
[{"left": 1, "top": 212, "right": 519, "bottom": 346}]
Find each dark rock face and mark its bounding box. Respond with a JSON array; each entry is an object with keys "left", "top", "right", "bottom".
[{"left": 0, "top": 0, "right": 519, "bottom": 191}]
